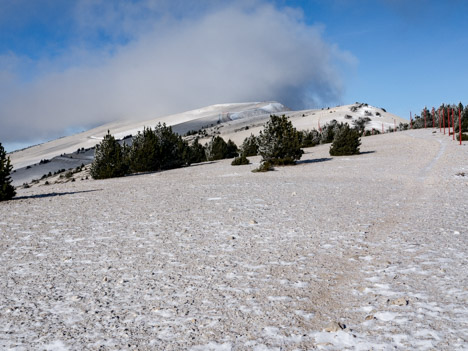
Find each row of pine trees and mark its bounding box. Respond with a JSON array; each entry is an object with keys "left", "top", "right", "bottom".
[
  {"left": 411, "top": 103, "right": 468, "bottom": 133},
  {"left": 90, "top": 123, "right": 241, "bottom": 179},
  {"left": 91, "top": 115, "right": 363, "bottom": 178}
]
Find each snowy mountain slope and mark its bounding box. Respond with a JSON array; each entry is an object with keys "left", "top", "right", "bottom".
[
  {"left": 8, "top": 102, "right": 288, "bottom": 171},
  {"left": 8, "top": 101, "right": 406, "bottom": 185}
]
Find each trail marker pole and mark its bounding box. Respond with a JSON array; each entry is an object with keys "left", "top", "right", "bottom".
[
  {"left": 432, "top": 107, "right": 435, "bottom": 128},
  {"left": 460, "top": 109, "right": 462, "bottom": 145},
  {"left": 424, "top": 108, "right": 427, "bottom": 128},
  {"left": 452, "top": 109, "right": 455, "bottom": 141},
  {"left": 448, "top": 108, "right": 451, "bottom": 137},
  {"left": 410, "top": 112, "right": 413, "bottom": 129}
]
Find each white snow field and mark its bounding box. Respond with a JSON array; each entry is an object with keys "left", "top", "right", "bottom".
[{"left": 1, "top": 129, "right": 467, "bottom": 350}]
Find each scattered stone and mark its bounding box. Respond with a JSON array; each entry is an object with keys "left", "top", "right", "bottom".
[
  {"left": 228, "top": 208, "right": 233, "bottom": 213},
  {"left": 324, "top": 321, "right": 345, "bottom": 332},
  {"left": 365, "top": 315, "right": 374, "bottom": 321},
  {"left": 390, "top": 297, "right": 409, "bottom": 306},
  {"left": 249, "top": 220, "right": 258, "bottom": 225},
  {"left": 291, "top": 192, "right": 297, "bottom": 196}
]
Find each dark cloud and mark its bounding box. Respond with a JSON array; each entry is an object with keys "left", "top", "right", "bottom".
[{"left": 0, "top": 1, "right": 354, "bottom": 144}]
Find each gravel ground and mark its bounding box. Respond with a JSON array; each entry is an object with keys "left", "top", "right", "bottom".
[{"left": 1, "top": 129, "right": 467, "bottom": 350}]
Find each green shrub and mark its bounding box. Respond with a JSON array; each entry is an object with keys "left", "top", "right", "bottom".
[
  {"left": 329, "top": 124, "right": 361, "bottom": 156},
  {"left": 231, "top": 154, "right": 250, "bottom": 166},
  {"left": 205, "top": 136, "right": 236, "bottom": 161},
  {"left": 320, "top": 120, "right": 345, "bottom": 144},
  {"left": 352, "top": 117, "right": 371, "bottom": 134},
  {"left": 154, "top": 123, "right": 191, "bottom": 170},
  {"left": 90, "top": 131, "right": 129, "bottom": 179},
  {"left": 257, "top": 115, "right": 303, "bottom": 165},
  {"left": 252, "top": 161, "right": 274, "bottom": 172},
  {"left": 129, "top": 127, "right": 161, "bottom": 172},
  {"left": 188, "top": 137, "right": 206, "bottom": 163},
  {"left": 0, "top": 142, "right": 16, "bottom": 201},
  {"left": 456, "top": 133, "right": 468, "bottom": 141},
  {"left": 226, "top": 139, "right": 239, "bottom": 158},
  {"left": 299, "top": 129, "right": 321, "bottom": 148},
  {"left": 129, "top": 123, "right": 190, "bottom": 172},
  {"left": 241, "top": 134, "right": 259, "bottom": 156}
]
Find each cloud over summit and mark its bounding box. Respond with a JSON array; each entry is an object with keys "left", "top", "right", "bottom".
[{"left": 0, "top": 1, "right": 354, "bottom": 145}]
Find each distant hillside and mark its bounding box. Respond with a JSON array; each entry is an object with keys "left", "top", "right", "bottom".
[{"left": 8, "top": 101, "right": 406, "bottom": 186}]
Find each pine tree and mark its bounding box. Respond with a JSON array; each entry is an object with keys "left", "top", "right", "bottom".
[
  {"left": 188, "top": 137, "right": 207, "bottom": 163},
  {"left": 129, "top": 127, "right": 160, "bottom": 173},
  {"left": 231, "top": 153, "right": 250, "bottom": 166},
  {"left": 257, "top": 114, "right": 303, "bottom": 165},
  {"left": 90, "top": 131, "right": 129, "bottom": 179},
  {"left": 154, "top": 123, "right": 190, "bottom": 170},
  {"left": 226, "top": 139, "right": 239, "bottom": 158},
  {"left": 352, "top": 117, "right": 371, "bottom": 135},
  {"left": 205, "top": 136, "right": 229, "bottom": 161},
  {"left": 299, "top": 129, "right": 321, "bottom": 148},
  {"left": 241, "top": 134, "right": 259, "bottom": 156},
  {"left": 329, "top": 124, "right": 361, "bottom": 156},
  {"left": 0, "top": 142, "right": 16, "bottom": 201}
]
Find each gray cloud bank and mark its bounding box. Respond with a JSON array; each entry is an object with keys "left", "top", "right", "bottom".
[{"left": 0, "top": 1, "right": 355, "bottom": 145}]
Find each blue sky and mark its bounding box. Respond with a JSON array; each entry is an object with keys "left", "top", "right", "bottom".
[{"left": 1, "top": 0, "right": 467, "bottom": 152}]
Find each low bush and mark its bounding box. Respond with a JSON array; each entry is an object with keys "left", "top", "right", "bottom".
[
  {"left": 252, "top": 161, "right": 274, "bottom": 172},
  {"left": 456, "top": 133, "right": 468, "bottom": 141},
  {"left": 231, "top": 154, "right": 250, "bottom": 166},
  {"left": 257, "top": 115, "right": 303, "bottom": 165},
  {"left": 329, "top": 124, "right": 361, "bottom": 156}
]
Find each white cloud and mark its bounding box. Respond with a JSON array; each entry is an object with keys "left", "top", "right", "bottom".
[{"left": 0, "top": 1, "right": 355, "bottom": 144}]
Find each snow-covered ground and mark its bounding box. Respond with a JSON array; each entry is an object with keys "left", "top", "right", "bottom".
[{"left": 1, "top": 129, "right": 466, "bottom": 350}]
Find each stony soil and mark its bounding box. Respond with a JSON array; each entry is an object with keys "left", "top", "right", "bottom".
[{"left": 1, "top": 129, "right": 467, "bottom": 350}]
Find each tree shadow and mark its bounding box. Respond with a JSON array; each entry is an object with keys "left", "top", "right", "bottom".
[
  {"left": 296, "top": 158, "right": 332, "bottom": 165},
  {"left": 14, "top": 189, "right": 102, "bottom": 200},
  {"left": 125, "top": 161, "right": 218, "bottom": 178},
  {"left": 359, "top": 151, "right": 376, "bottom": 155}
]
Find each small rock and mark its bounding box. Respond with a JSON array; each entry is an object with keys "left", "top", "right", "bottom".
[
  {"left": 228, "top": 208, "right": 233, "bottom": 213},
  {"left": 390, "top": 297, "right": 409, "bottom": 306},
  {"left": 365, "top": 315, "right": 374, "bottom": 321},
  {"left": 454, "top": 231, "right": 460, "bottom": 235},
  {"left": 249, "top": 220, "right": 258, "bottom": 225},
  {"left": 291, "top": 192, "right": 297, "bottom": 196},
  {"left": 324, "top": 321, "right": 345, "bottom": 332}
]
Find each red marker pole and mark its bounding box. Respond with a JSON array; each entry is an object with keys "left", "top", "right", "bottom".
[
  {"left": 424, "top": 108, "right": 427, "bottom": 128},
  {"left": 410, "top": 112, "right": 413, "bottom": 129},
  {"left": 448, "top": 108, "right": 451, "bottom": 136},
  {"left": 452, "top": 109, "right": 455, "bottom": 141},
  {"left": 432, "top": 107, "right": 435, "bottom": 128},
  {"left": 460, "top": 109, "right": 462, "bottom": 145},
  {"left": 439, "top": 109, "right": 441, "bottom": 132}
]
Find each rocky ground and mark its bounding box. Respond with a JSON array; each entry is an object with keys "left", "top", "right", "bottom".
[{"left": 0, "top": 129, "right": 467, "bottom": 350}]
